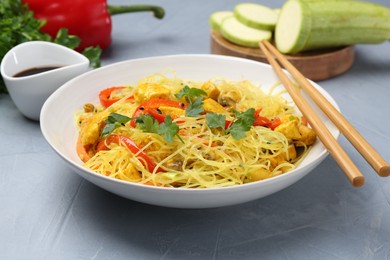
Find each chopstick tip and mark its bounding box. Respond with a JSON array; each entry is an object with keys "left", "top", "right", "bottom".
[
  {"left": 378, "top": 166, "right": 390, "bottom": 177},
  {"left": 353, "top": 176, "right": 365, "bottom": 187}
]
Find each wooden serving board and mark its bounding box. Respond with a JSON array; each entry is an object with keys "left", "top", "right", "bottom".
[{"left": 210, "top": 30, "right": 355, "bottom": 81}]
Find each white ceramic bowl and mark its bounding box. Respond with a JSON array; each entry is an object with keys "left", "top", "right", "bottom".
[{"left": 40, "top": 55, "right": 339, "bottom": 208}]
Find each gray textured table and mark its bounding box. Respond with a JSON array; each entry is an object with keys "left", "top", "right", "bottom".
[{"left": 1, "top": 0, "right": 390, "bottom": 259}]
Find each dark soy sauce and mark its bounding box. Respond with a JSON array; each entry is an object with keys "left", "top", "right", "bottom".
[{"left": 13, "top": 66, "right": 62, "bottom": 77}]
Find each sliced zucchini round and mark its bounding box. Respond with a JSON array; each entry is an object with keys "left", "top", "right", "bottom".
[
  {"left": 209, "top": 11, "right": 234, "bottom": 33},
  {"left": 275, "top": 0, "right": 312, "bottom": 54},
  {"left": 234, "top": 3, "right": 279, "bottom": 31},
  {"left": 220, "top": 16, "right": 272, "bottom": 48}
]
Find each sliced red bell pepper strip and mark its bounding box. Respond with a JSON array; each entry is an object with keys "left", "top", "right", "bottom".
[
  {"left": 130, "top": 98, "right": 187, "bottom": 127},
  {"left": 253, "top": 115, "right": 272, "bottom": 128},
  {"left": 99, "top": 86, "right": 134, "bottom": 108},
  {"left": 76, "top": 136, "right": 92, "bottom": 163},
  {"left": 145, "top": 108, "right": 166, "bottom": 124},
  {"left": 270, "top": 117, "right": 281, "bottom": 130},
  {"left": 253, "top": 115, "right": 281, "bottom": 130},
  {"left": 96, "top": 135, "right": 164, "bottom": 173},
  {"left": 252, "top": 109, "right": 281, "bottom": 130}
]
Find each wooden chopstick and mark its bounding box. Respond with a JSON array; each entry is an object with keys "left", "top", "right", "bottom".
[
  {"left": 259, "top": 41, "right": 365, "bottom": 187},
  {"left": 260, "top": 40, "right": 390, "bottom": 178}
]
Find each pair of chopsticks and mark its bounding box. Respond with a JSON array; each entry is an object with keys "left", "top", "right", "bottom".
[{"left": 259, "top": 40, "right": 390, "bottom": 187}]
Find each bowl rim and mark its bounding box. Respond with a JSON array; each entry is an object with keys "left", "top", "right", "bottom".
[
  {"left": 1, "top": 41, "right": 89, "bottom": 82},
  {"left": 41, "top": 54, "right": 339, "bottom": 194}
]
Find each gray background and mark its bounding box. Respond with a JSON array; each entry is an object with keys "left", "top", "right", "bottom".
[{"left": 1, "top": 0, "right": 390, "bottom": 259}]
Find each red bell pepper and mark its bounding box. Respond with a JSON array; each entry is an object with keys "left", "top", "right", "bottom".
[
  {"left": 23, "top": 0, "right": 165, "bottom": 51},
  {"left": 76, "top": 136, "right": 92, "bottom": 163},
  {"left": 269, "top": 117, "right": 281, "bottom": 130},
  {"left": 97, "top": 135, "right": 164, "bottom": 173},
  {"left": 224, "top": 109, "right": 281, "bottom": 130},
  {"left": 99, "top": 86, "right": 134, "bottom": 108},
  {"left": 252, "top": 109, "right": 281, "bottom": 130},
  {"left": 130, "top": 98, "right": 187, "bottom": 127}
]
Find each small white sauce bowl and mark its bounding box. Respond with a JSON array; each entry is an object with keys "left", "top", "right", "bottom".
[{"left": 0, "top": 41, "right": 89, "bottom": 121}]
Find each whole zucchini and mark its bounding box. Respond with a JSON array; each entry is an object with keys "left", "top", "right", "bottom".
[{"left": 275, "top": 0, "right": 390, "bottom": 54}]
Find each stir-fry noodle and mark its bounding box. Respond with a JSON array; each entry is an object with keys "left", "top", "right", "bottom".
[{"left": 75, "top": 73, "right": 316, "bottom": 188}]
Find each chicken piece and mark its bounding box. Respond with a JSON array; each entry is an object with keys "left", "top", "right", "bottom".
[
  {"left": 269, "top": 156, "right": 280, "bottom": 170},
  {"left": 121, "top": 163, "right": 142, "bottom": 181},
  {"left": 297, "top": 125, "right": 317, "bottom": 146},
  {"left": 134, "top": 83, "right": 171, "bottom": 104},
  {"left": 79, "top": 111, "right": 110, "bottom": 146},
  {"left": 218, "top": 89, "right": 242, "bottom": 107},
  {"left": 279, "top": 114, "right": 300, "bottom": 124},
  {"left": 202, "top": 98, "right": 228, "bottom": 114},
  {"left": 158, "top": 106, "right": 185, "bottom": 118},
  {"left": 268, "top": 154, "right": 292, "bottom": 173},
  {"left": 200, "top": 81, "right": 220, "bottom": 101},
  {"left": 246, "top": 168, "right": 272, "bottom": 182},
  {"left": 269, "top": 145, "right": 296, "bottom": 167},
  {"left": 286, "top": 144, "right": 297, "bottom": 161},
  {"left": 274, "top": 120, "right": 302, "bottom": 140}
]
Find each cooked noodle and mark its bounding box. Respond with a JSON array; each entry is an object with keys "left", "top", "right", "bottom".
[{"left": 76, "top": 73, "right": 316, "bottom": 188}]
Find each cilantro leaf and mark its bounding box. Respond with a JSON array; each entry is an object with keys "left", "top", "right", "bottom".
[
  {"left": 136, "top": 114, "right": 159, "bottom": 133},
  {"left": 174, "top": 85, "right": 190, "bottom": 100},
  {"left": 100, "top": 123, "right": 117, "bottom": 138},
  {"left": 234, "top": 108, "right": 256, "bottom": 127},
  {"left": 206, "top": 113, "right": 226, "bottom": 129},
  {"left": 106, "top": 113, "right": 132, "bottom": 125},
  {"left": 186, "top": 96, "right": 204, "bottom": 117},
  {"left": 175, "top": 85, "right": 207, "bottom": 103},
  {"left": 158, "top": 116, "right": 182, "bottom": 143},
  {"left": 226, "top": 108, "right": 256, "bottom": 140},
  {"left": 175, "top": 86, "right": 207, "bottom": 116},
  {"left": 53, "top": 28, "right": 80, "bottom": 49},
  {"left": 82, "top": 46, "right": 102, "bottom": 68},
  {"left": 101, "top": 113, "right": 131, "bottom": 138},
  {"left": 226, "top": 120, "right": 251, "bottom": 140},
  {"left": 134, "top": 114, "right": 182, "bottom": 143}
]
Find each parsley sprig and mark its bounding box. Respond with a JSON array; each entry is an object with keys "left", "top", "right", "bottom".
[
  {"left": 136, "top": 114, "right": 159, "bottom": 133},
  {"left": 227, "top": 109, "right": 256, "bottom": 140},
  {"left": 136, "top": 114, "right": 183, "bottom": 143},
  {"left": 206, "top": 108, "right": 256, "bottom": 140},
  {"left": 101, "top": 113, "right": 132, "bottom": 138},
  {"left": 175, "top": 86, "right": 207, "bottom": 117},
  {"left": 205, "top": 113, "right": 226, "bottom": 129},
  {"left": 157, "top": 116, "right": 183, "bottom": 143}
]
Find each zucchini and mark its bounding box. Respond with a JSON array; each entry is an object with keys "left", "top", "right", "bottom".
[
  {"left": 209, "top": 11, "right": 233, "bottom": 33},
  {"left": 275, "top": 0, "right": 390, "bottom": 54},
  {"left": 234, "top": 3, "right": 279, "bottom": 30},
  {"left": 220, "top": 16, "right": 272, "bottom": 48}
]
